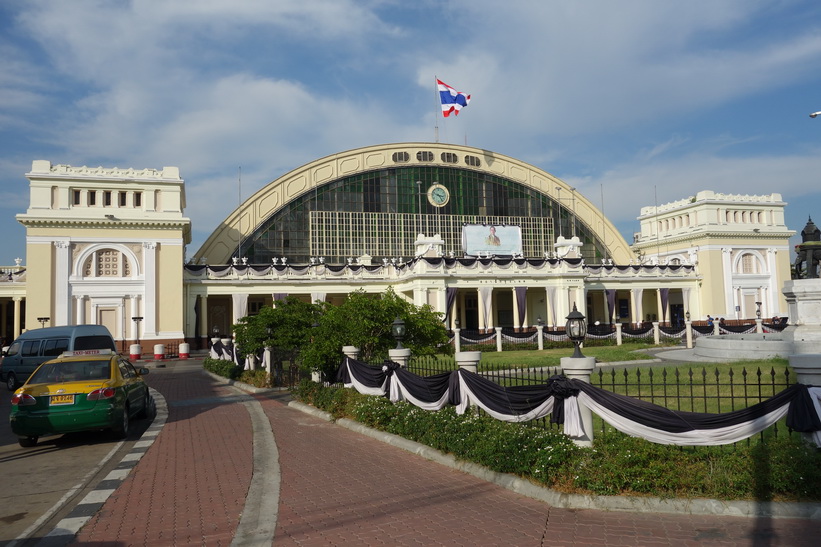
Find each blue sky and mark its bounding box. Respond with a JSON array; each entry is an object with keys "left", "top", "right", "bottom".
[{"left": 3, "top": 0, "right": 821, "bottom": 263}]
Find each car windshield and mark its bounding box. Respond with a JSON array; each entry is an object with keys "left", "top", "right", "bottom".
[{"left": 29, "top": 360, "right": 111, "bottom": 384}]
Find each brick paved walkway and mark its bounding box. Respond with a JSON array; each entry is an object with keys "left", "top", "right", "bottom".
[
  {"left": 72, "top": 362, "right": 253, "bottom": 545},
  {"left": 68, "top": 361, "right": 821, "bottom": 546},
  {"left": 259, "top": 396, "right": 821, "bottom": 546}
]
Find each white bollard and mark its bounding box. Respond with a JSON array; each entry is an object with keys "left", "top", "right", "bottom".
[
  {"left": 154, "top": 344, "right": 165, "bottom": 361},
  {"left": 179, "top": 342, "right": 190, "bottom": 359},
  {"left": 130, "top": 344, "right": 141, "bottom": 361}
]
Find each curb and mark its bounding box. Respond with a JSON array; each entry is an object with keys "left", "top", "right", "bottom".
[
  {"left": 200, "top": 369, "right": 289, "bottom": 395},
  {"left": 17, "top": 389, "right": 169, "bottom": 546},
  {"left": 285, "top": 400, "right": 821, "bottom": 521}
]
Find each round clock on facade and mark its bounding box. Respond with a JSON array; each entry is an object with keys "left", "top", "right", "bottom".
[{"left": 427, "top": 184, "right": 450, "bottom": 207}]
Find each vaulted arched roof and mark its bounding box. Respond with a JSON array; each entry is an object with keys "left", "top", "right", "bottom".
[{"left": 194, "top": 142, "right": 633, "bottom": 264}]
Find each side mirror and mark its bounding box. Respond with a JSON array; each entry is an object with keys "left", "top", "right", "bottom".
[{"left": 138, "top": 368, "right": 150, "bottom": 375}]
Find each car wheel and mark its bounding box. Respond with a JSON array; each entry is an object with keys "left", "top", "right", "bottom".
[
  {"left": 18, "top": 436, "right": 38, "bottom": 448},
  {"left": 6, "top": 372, "right": 17, "bottom": 391},
  {"left": 113, "top": 404, "right": 130, "bottom": 439}
]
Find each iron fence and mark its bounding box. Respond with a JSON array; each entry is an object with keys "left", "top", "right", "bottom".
[
  {"left": 394, "top": 355, "right": 797, "bottom": 443},
  {"left": 451, "top": 322, "right": 788, "bottom": 351}
]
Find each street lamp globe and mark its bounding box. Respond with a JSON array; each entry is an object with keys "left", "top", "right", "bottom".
[
  {"left": 565, "top": 303, "right": 587, "bottom": 358},
  {"left": 391, "top": 316, "right": 406, "bottom": 349}
]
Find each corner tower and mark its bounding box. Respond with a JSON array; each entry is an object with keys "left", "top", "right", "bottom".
[
  {"left": 632, "top": 190, "right": 794, "bottom": 320},
  {"left": 16, "top": 160, "right": 191, "bottom": 348}
]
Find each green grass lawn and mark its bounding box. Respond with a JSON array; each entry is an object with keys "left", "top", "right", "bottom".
[
  {"left": 479, "top": 343, "right": 659, "bottom": 368},
  {"left": 410, "top": 344, "right": 795, "bottom": 415}
]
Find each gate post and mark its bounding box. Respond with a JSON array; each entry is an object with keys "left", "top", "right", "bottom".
[{"left": 560, "top": 355, "right": 597, "bottom": 447}]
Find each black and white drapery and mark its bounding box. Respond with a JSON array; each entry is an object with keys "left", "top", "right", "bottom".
[
  {"left": 210, "top": 339, "right": 234, "bottom": 360},
  {"left": 336, "top": 357, "right": 821, "bottom": 447}
]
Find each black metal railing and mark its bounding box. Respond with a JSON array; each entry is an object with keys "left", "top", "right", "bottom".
[
  {"left": 590, "top": 365, "right": 795, "bottom": 441},
  {"left": 368, "top": 356, "right": 797, "bottom": 443}
]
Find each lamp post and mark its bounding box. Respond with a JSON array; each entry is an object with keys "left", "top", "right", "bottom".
[
  {"left": 37, "top": 317, "right": 49, "bottom": 328},
  {"left": 389, "top": 316, "right": 411, "bottom": 368},
  {"left": 131, "top": 316, "right": 143, "bottom": 361},
  {"left": 560, "top": 303, "right": 595, "bottom": 447},
  {"left": 132, "top": 316, "right": 143, "bottom": 346},
  {"left": 391, "top": 316, "right": 406, "bottom": 349},
  {"left": 565, "top": 303, "right": 587, "bottom": 358},
  {"left": 755, "top": 301, "right": 764, "bottom": 334}
]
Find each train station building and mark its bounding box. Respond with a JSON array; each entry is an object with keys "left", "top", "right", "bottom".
[{"left": 0, "top": 143, "right": 796, "bottom": 350}]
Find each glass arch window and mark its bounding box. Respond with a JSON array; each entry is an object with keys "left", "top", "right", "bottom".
[{"left": 240, "top": 166, "right": 608, "bottom": 264}]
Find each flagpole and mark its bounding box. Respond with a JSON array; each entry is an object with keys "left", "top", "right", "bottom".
[
  {"left": 237, "top": 166, "right": 242, "bottom": 261},
  {"left": 434, "top": 76, "right": 440, "bottom": 143}
]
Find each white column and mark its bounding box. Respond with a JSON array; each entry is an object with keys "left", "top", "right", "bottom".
[
  {"left": 437, "top": 288, "right": 448, "bottom": 327},
  {"left": 477, "top": 288, "right": 486, "bottom": 331},
  {"left": 545, "top": 287, "right": 556, "bottom": 329},
  {"left": 656, "top": 289, "right": 663, "bottom": 324},
  {"left": 143, "top": 242, "right": 158, "bottom": 336},
  {"left": 721, "top": 247, "right": 734, "bottom": 316},
  {"left": 413, "top": 287, "right": 427, "bottom": 307},
  {"left": 13, "top": 296, "right": 22, "bottom": 338},
  {"left": 75, "top": 295, "right": 85, "bottom": 324},
  {"left": 487, "top": 289, "right": 495, "bottom": 329},
  {"left": 54, "top": 240, "right": 72, "bottom": 325}
]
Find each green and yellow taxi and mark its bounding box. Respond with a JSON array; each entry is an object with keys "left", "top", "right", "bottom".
[{"left": 9, "top": 349, "right": 151, "bottom": 447}]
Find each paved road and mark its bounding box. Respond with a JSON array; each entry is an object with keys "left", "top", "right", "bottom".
[{"left": 0, "top": 377, "right": 152, "bottom": 544}]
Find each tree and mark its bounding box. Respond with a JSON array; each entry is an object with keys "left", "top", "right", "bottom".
[
  {"left": 232, "top": 288, "right": 450, "bottom": 380},
  {"left": 301, "top": 288, "right": 449, "bottom": 378},
  {"left": 233, "top": 296, "right": 322, "bottom": 367}
]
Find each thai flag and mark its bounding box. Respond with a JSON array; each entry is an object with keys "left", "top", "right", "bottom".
[{"left": 437, "top": 79, "right": 471, "bottom": 117}]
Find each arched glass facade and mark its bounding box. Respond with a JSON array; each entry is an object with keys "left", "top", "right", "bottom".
[{"left": 240, "top": 166, "right": 606, "bottom": 264}]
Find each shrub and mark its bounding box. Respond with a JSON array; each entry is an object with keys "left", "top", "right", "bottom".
[
  {"left": 292, "top": 381, "right": 821, "bottom": 502},
  {"left": 239, "top": 369, "right": 270, "bottom": 388},
  {"left": 203, "top": 357, "right": 241, "bottom": 380}
]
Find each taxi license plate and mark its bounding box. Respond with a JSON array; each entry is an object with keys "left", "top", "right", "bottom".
[{"left": 50, "top": 394, "right": 75, "bottom": 405}]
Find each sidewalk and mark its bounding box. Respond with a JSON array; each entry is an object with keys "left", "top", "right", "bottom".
[{"left": 64, "top": 359, "right": 821, "bottom": 546}]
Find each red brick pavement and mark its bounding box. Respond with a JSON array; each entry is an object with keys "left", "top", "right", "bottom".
[
  {"left": 72, "top": 363, "right": 253, "bottom": 546},
  {"left": 259, "top": 396, "right": 821, "bottom": 546},
  {"left": 69, "top": 362, "right": 821, "bottom": 546}
]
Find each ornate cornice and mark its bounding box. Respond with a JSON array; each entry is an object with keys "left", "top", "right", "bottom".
[
  {"left": 632, "top": 229, "right": 795, "bottom": 250},
  {"left": 27, "top": 161, "right": 182, "bottom": 183}
]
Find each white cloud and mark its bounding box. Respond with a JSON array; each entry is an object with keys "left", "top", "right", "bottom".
[
  {"left": 569, "top": 150, "right": 821, "bottom": 239},
  {"left": 3, "top": 0, "right": 821, "bottom": 262}
]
